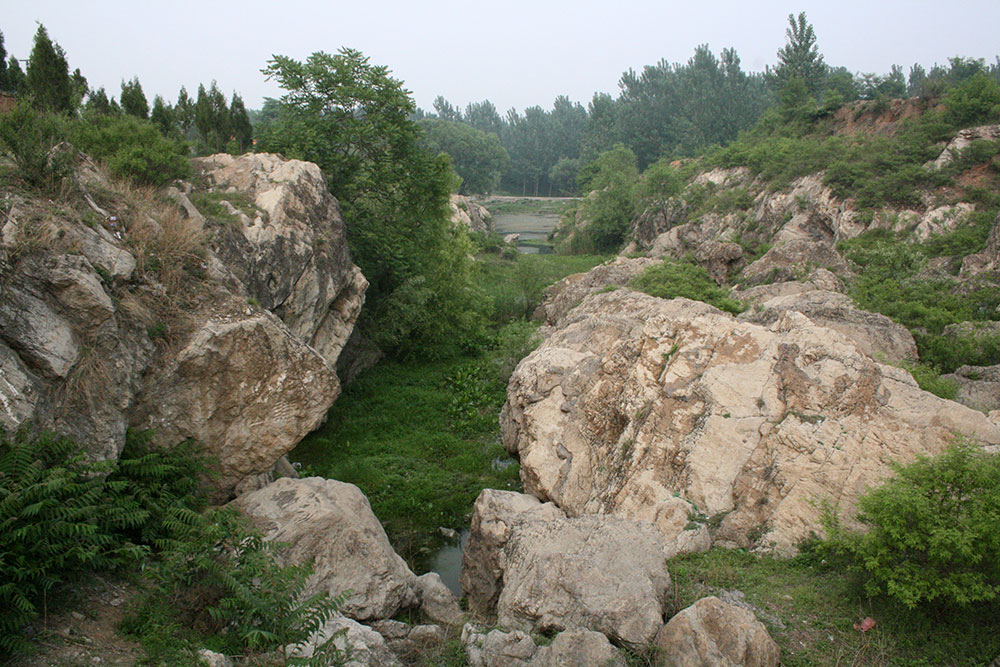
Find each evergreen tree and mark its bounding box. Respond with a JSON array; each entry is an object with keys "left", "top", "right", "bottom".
[
  {"left": 70, "top": 68, "right": 87, "bottom": 110},
  {"left": 228, "top": 92, "right": 253, "bottom": 152},
  {"left": 769, "top": 12, "right": 827, "bottom": 97},
  {"left": 7, "top": 57, "right": 26, "bottom": 94},
  {"left": 85, "top": 87, "right": 112, "bottom": 115},
  {"left": 194, "top": 82, "right": 229, "bottom": 153},
  {"left": 0, "top": 30, "right": 8, "bottom": 92},
  {"left": 120, "top": 76, "right": 149, "bottom": 119},
  {"left": 175, "top": 86, "right": 195, "bottom": 135},
  {"left": 432, "top": 95, "right": 461, "bottom": 121},
  {"left": 150, "top": 95, "right": 174, "bottom": 135},
  {"left": 25, "top": 24, "right": 73, "bottom": 113}
]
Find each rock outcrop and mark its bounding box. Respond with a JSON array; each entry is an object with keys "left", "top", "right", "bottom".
[
  {"left": 738, "top": 290, "right": 918, "bottom": 363},
  {"left": 655, "top": 597, "right": 780, "bottom": 667},
  {"left": 502, "top": 290, "right": 1000, "bottom": 553},
  {"left": 233, "top": 477, "right": 418, "bottom": 621},
  {"left": 0, "top": 152, "right": 365, "bottom": 496},
  {"left": 532, "top": 257, "right": 655, "bottom": 326},
  {"left": 943, "top": 364, "right": 1000, "bottom": 412},
  {"left": 461, "top": 490, "right": 673, "bottom": 646},
  {"left": 450, "top": 194, "right": 492, "bottom": 234}
]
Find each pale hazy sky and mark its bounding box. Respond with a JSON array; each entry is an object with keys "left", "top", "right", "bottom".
[{"left": 2, "top": 1, "right": 998, "bottom": 113}]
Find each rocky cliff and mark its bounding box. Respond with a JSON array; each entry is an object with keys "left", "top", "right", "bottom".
[{"left": 0, "top": 152, "right": 366, "bottom": 497}]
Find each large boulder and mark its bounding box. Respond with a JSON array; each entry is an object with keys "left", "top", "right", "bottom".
[
  {"left": 233, "top": 477, "right": 418, "bottom": 621},
  {"left": 655, "top": 597, "right": 780, "bottom": 667},
  {"left": 450, "top": 194, "right": 492, "bottom": 234},
  {"left": 291, "top": 615, "right": 402, "bottom": 666},
  {"left": 461, "top": 624, "right": 625, "bottom": 667},
  {"left": 496, "top": 514, "right": 673, "bottom": 645},
  {"left": 130, "top": 313, "right": 339, "bottom": 496},
  {"left": 943, "top": 365, "right": 1000, "bottom": 412},
  {"left": 738, "top": 290, "right": 918, "bottom": 363},
  {"left": 460, "top": 489, "right": 565, "bottom": 619},
  {"left": 192, "top": 153, "right": 367, "bottom": 369},
  {"left": 502, "top": 289, "right": 1000, "bottom": 553}
]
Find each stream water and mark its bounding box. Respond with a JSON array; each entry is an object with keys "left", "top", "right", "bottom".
[
  {"left": 492, "top": 212, "right": 561, "bottom": 253},
  {"left": 429, "top": 530, "right": 470, "bottom": 595}
]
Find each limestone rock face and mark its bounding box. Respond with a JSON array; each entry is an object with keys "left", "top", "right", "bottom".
[
  {"left": 460, "top": 489, "right": 565, "bottom": 619},
  {"left": 930, "top": 124, "right": 1000, "bottom": 170},
  {"left": 1, "top": 152, "right": 365, "bottom": 494},
  {"left": 532, "top": 257, "right": 656, "bottom": 326},
  {"left": 502, "top": 290, "right": 1000, "bottom": 553},
  {"left": 416, "top": 572, "right": 464, "bottom": 626},
  {"left": 496, "top": 514, "right": 672, "bottom": 645},
  {"left": 234, "top": 477, "right": 418, "bottom": 621},
  {"left": 131, "top": 314, "right": 338, "bottom": 495},
  {"left": 738, "top": 290, "right": 918, "bottom": 363},
  {"left": 943, "top": 365, "right": 1000, "bottom": 412},
  {"left": 193, "top": 153, "right": 367, "bottom": 369},
  {"left": 531, "top": 629, "right": 626, "bottom": 667},
  {"left": 961, "top": 212, "right": 1000, "bottom": 278},
  {"left": 655, "top": 597, "right": 780, "bottom": 667},
  {"left": 450, "top": 194, "right": 492, "bottom": 234}
]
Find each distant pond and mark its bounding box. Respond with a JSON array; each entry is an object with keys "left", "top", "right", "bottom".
[{"left": 492, "top": 212, "right": 561, "bottom": 254}]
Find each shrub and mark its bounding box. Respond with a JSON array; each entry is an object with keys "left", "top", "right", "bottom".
[
  {"left": 823, "top": 442, "right": 1000, "bottom": 609},
  {"left": 67, "top": 113, "right": 190, "bottom": 185},
  {"left": 0, "top": 103, "right": 70, "bottom": 189},
  {"left": 630, "top": 259, "right": 744, "bottom": 314},
  {"left": 123, "top": 507, "right": 345, "bottom": 664},
  {"left": 943, "top": 73, "right": 1000, "bottom": 127}
]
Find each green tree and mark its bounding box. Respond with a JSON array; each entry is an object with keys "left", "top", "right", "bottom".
[
  {"left": 418, "top": 118, "right": 509, "bottom": 194},
  {"left": 85, "top": 87, "right": 113, "bottom": 115},
  {"left": 259, "top": 48, "right": 484, "bottom": 356},
  {"left": 194, "top": 81, "right": 229, "bottom": 153},
  {"left": 769, "top": 12, "right": 827, "bottom": 97},
  {"left": 70, "top": 68, "right": 87, "bottom": 110},
  {"left": 464, "top": 99, "right": 504, "bottom": 136},
  {"left": 576, "top": 144, "right": 640, "bottom": 251},
  {"left": 150, "top": 95, "right": 174, "bottom": 135},
  {"left": 0, "top": 31, "right": 8, "bottom": 92},
  {"left": 25, "top": 24, "right": 73, "bottom": 113},
  {"left": 432, "top": 95, "right": 462, "bottom": 121},
  {"left": 228, "top": 92, "right": 253, "bottom": 152},
  {"left": 120, "top": 76, "right": 149, "bottom": 119},
  {"left": 5, "top": 57, "right": 25, "bottom": 94},
  {"left": 175, "top": 86, "right": 195, "bottom": 136}
]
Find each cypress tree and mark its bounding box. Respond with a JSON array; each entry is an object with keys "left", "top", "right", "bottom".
[
  {"left": 25, "top": 24, "right": 73, "bottom": 113},
  {"left": 229, "top": 92, "right": 253, "bottom": 152},
  {"left": 120, "top": 76, "right": 149, "bottom": 119}
]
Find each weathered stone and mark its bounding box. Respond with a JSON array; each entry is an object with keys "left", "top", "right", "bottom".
[
  {"left": 193, "top": 153, "right": 367, "bottom": 369},
  {"left": 532, "top": 257, "right": 656, "bottom": 326},
  {"left": 408, "top": 624, "right": 446, "bottom": 643},
  {"left": 502, "top": 290, "right": 1000, "bottom": 553},
  {"left": 416, "top": 572, "right": 464, "bottom": 626},
  {"left": 496, "top": 514, "right": 672, "bottom": 646},
  {"left": 943, "top": 365, "right": 1000, "bottom": 412},
  {"left": 197, "top": 649, "right": 233, "bottom": 667},
  {"left": 132, "top": 314, "right": 339, "bottom": 496},
  {"left": 961, "top": 212, "right": 1000, "bottom": 278},
  {"left": 450, "top": 194, "right": 492, "bottom": 234},
  {"left": 462, "top": 624, "right": 537, "bottom": 667},
  {"left": 290, "top": 615, "right": 402, "bottom": 666},
  {"left": 233, "top": 477, "right": 418, "bottom": 621},
  {"left": 461, "top": 489, "right": 565, "bottom": 619},
  {"left": 655, "top": 596, "right": 780, "bottom": 667},
  {"left": 531, "top": 629, "right": 626, "bottom": 667},
  {"left": 930, "top": 124, "right": 1000, "bottom": 170},
  {"left": 0, "top": 340, "right": 39, "bottom": 431},
  {"left": 738, "top": 290, "right": 918, "bottom": 362}
]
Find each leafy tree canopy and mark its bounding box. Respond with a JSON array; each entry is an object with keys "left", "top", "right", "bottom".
[
  {"left": 259, "top": 48, "right": 485, "bottom": 357},
  {"left": 418, "top": 117, "right": 509, "bottom": 194}
]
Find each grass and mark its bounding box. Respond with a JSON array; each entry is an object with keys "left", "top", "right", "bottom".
[
  {"left": 289, "top": 332, "right": 527, "bottom": 570},
  {"left": 483, "top": 197, "right": 576, "bottom": 216},
  {"left": 629, "top": 258, "right": 745, "bottom": 314},
  {"left": 668, "top": 548, "right": 1000, "bottom": 666},
  {"left": 189, "top": 190, "right": 261, "bottom": 223},
  {"left": 475, "top": 253, "right": 610, "bottom": 323}
]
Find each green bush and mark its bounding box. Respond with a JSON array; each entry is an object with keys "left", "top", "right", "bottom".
[
  {"left": 67, "top": 113, "right": 190, "bottom": 185},
  {"left": 823, "top": 442, "right": 1000, "bottom": 609},
  {"left": 123, "top": 507, "right": 344, "bottom": 664},
  {"left": 0, "top": 103, "right": 70, "bottom": 189},
  {"left": 943, "top": 73, "right": 1000, "bottom": 127},
  {"left": 0, "top": 429, "right": 210, "bottom": 656},
  {"left": 630, "top": 259, "right": 744, "bottom": 314}
]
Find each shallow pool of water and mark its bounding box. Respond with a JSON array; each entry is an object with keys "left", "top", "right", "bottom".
[
  {"left": 493, "top": 212, "right": 560, "bottom": 253},
  {"left": 429, "top": 529, "right": 470, "bottom": 595}
]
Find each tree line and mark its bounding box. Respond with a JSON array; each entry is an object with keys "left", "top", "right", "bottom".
[
  {"left": 418, "top": 12, "right": 1000, "bottom": 196},
  {"left": 0, "top": 25, "right": 252, "bottom": 155}
]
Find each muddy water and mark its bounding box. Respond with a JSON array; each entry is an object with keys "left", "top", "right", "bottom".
[{"left": 492, "top": 212, "right": 561, "bottom": 253}]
